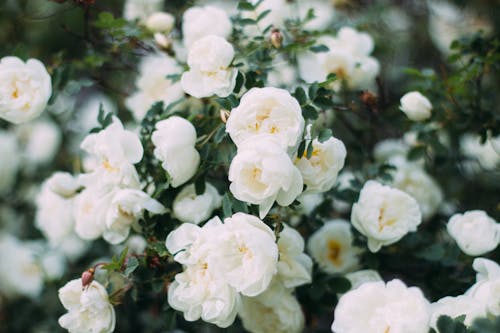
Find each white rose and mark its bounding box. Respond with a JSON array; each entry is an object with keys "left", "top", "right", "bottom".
[
  {"left": 351, "top": 180, "right": 422, "bottom": 252},
  {"left": 277, "top": 225, "right": 312, "bottom": 288},
  {"left": 344, "top": 270, "right": 383, "bottom": 291},
  {"left": 123, "top": 0, "right": 162, "bottom": 21},
  {"left": 209, "top": 213, "right": 279, "bottom": 296},
  {"left": 466, "top": 258, "right": 500, "bottom": 316},
  {"left": 145, "top": 12, "right": 175, "bottom": 33},
  {"left": 390, "top": 162, "right": 443, "bottom": 220},
  {"left": 373, "top": 138, "right": 409, "bottom": 162},
  {"left": 226, "top": 87, "right": 305, "bottom": 150},
  {"left": 79, "top": 117, "right": 143, "bottom": 189},
  {"left": 295, "top": 137, "right": 347, "bottom": 193},
  {"left": 46, "top": 171, "right": 80, "bottom": 198},
  {"left": 74, "top": 187, "right": 165, "bottom": 244},
  {"left": 151, "top": 116, "right": 200, "bottom": 188},
  {"left": 125, "top": 53, "right": 184, "bottom": 121},
  {"left": 297, "top": 192, "right": 324, "bottom": 216},
  {"left": 298, "top": 0, "right": 336, "bottom": 31},
  {"left": 239, "top": 280, "right": 305, "bottom": 333},
  {"left": 349, "top": 56, "right": 380, "bottom": 89},
  {"left": 399, "top": 91, "right": 432, "bottom": 121},
  {"left": 58, "top": 279, "right": 116, "bottom": 333},
  {"left": 0, "top": 235, "right": 44, "bottom": 299},
  {"left": 182, "top": 6, "right": 232, "bottom": 48},
  {"left": 40, "top": 249, "right": 66, "bottom": 281},
  {"left": 307, "top": 219, "right": 359, "bottom": 274},
  {"left": 173, "top": 183, "right": 222, "bottom": 224},
  {"left": 0, "top": 130, "right": 20, "bottom": 194},
  {"left": 430, "top": 295, "right": 487, "bottom": 329},
  {"left": 229, "top": 136, "right": 303, "bottom": 218},
  {"left": 332, "top": 279, "right": 431, "bottom": 333},
  {"left": 447, "top": 210, "right": 499, "bottom": 256},
  {"left": 460, "top": 133, "right": 500, "bottom": 171},
  {"left": 168, "top": 263, "right": 240, "bottom": 328},
  {"left": 0, "top": 56, "right": 51, "bottom": 124},
  {"left": 16, "top": 118, "right": 61, "bottom": 168},
  {"left": 181, "top": 35, "right": 237, "bottom": 98}
]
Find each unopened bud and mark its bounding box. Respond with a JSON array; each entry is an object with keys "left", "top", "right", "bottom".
[
  {"left": 220, "top": 109, "right": 230, "bottom": 123},
  {"left": 154, "top": 33, "right": 171, "bottom": 49},
  {"left": 81, "top": 268, "right": 95, "bottom": 289},
  {"left": 270, "top": 29, "right": 283, "bottom": 49}
]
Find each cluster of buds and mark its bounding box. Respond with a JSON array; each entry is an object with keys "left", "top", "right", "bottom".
[
  {"left": 270, "top": 29, "right": 283, "bottom": 49},
  {"left": 81, "top": 267, "right": 95, "bottom": 289}
]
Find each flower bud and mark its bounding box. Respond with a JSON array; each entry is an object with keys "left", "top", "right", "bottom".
[
  {"left": 270, "top": 29, "right": 283, "bottom": 49},
  {"left": 81, "top": 268, "right": 95, "bottom": 289},
  {"left": 220, "top": 109, "right": 230, "bottom": 123},
  {"left": 154, "top": 32, "right": 171, "bottom": 49},
  {"left": 146, "top": 12, "right": 175, "bottom": 34}
]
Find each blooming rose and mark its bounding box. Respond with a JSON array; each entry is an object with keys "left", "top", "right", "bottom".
[
  {"left": 181, "top": 35, "right": 237, "bottom": 98},
  {"left": 239, "top": 280, "right": 305, "bottom": 333},
  {"left": 307, "top": 219, "right": 359, "bottom": 274},
  {"left": 332, "top": 279, "right": 431, "bottom": 333},
  {"left": 145, "top": 12, "right": 175, "bottom": 33},
  {"left": 0, "top": 235, "right": 44, "bottom": 299},
  {"left": 399, "top": 91, "right": 432, "bottom": 121},
  {"left": 390, "top": 161, "right": 443, "bottom": 220},
  {"left": 295, "top": 137, "right": 347, "bottom": 193},
  {"left": 351, "top": 180, "right": 422, "bottom": 252},
  {"left": 447, "top": 210, "right": 499, "bottom": 256},
  {"left": 226, "top": 87, "right": 304, "bottom": 150},
  {"left": 466, "top": 258, "right": 500, "bottom": 316},
  {"left": 228, "top": 136, "right": 303, "bottom": 218},
  {"left": 430, "top": 295, "right": 487, "bottom": 329},
  {"left": 276, "top": 225, "right": 312, "bottom": 288},
  {"left": 58, "top": 278, "right": 116, "bottom": 333},
  {"left": 0, "top": 56, "right": 51, "bottom": 124},
  {"left": 173, "top": 183, "right": 222, "bottom": 224},
  {"left": 151, "top": 116, "right": 200, "bottom": 188},
  {"left": 460, "top": 133, "right": 500, "bottom": 171},
  {"left": 123, "top": 0, "right": 162, "bottom": 21},
  {"left": 182, "top": 6, "right": 232, "bottom": 48},
  {"left": 16, "top": 118, "right": 61, "bottom": 168},
  {"left": 0, "top": 130, "right": 20, "bottom": 194},
  {"left": 125, "top": 54, "right": 184, "bottom": 121},
  {"left": 210, "top": 213, "right": 279, "bottom": 296}
]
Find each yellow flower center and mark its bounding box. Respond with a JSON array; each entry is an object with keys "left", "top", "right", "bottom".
[
  {"left": 378, "top": 206, "right": 397, "bottom": 232},
  {"left": 327, "top": 239, "right": 343, "bottom": 266}
]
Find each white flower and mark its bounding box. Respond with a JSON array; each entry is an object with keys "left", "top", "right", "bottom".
[
  {"left": 210, "top": 213, "right": 279, "bottom": 296},
  {"left": 58, "top": 279, "right": 116, "bottom": 333},
  {"left": 277, "top": 225, "right": 312, "bottom": 288},
  {"left": 298, "top": 0, "right": 336, "bottom": 31},
  {"left": 145, "top": 12, "right": 175, "bottom": 33},
  {"left": 399, "top": 91, "right": 432, "bottom": 121},
  {"left": 332, "top": 279, "right": 431, "bottom": 333},
  {"left": 297, "top": 192, "right": 324, "bottom": 216},
  {"left": 0, "top": 130, "right": 19, "bottom": 194},
  {"left": 226, "top": 87, "right": 305, "bottom": 150},
  {"left": 229, "top": 136, "right": 303, "bottom": 218},
  {"left": 344, "top": 270, "right": 383, "bottom": 291},
  {"left": 79, "top": 117, "right": 143, "bottom": 188},
  {"left": 295, "top": 137, "right": 347, "bottom": 193},
  {"left": 297, "top": 27, "right": 379, "bottom": 90},
  {"left": 0, "top": 235, "right": 44, "bottom": 299},
  {"left": 168, "top": 263, "right": 240, "bottom": 328},
  {"left": 466, "top": 258, "right": 500, "bottom": 316},
  {"left": 182, "top": 6, "right": 232, "bottom": 48},
  {"left": 74, "top": 187, "right": 165, "bottom": 244},
  {"left": 40, "top": 249, "right": 66, "bottom": 281},
  {"left": 447, "top": 210, "right": 499, "bottom": 256},
  {"left": 173, "top": 183, "right": 222, "bottom": 224},
  {"left": 16, "top": 118, "right": 61, "bottom": 168},
  {"left": 46, "top": 171, "right": 80, "bottom": 198},
  {"left": 0, "top": 56, "right": 51, "bottom": 124},
  {"left": 74, "top": 92, "right": 116, "bottom": 134},
  {"left": 351, "top": 180, "right": 422, "bottom": 252},
  {"left": 123, "top": 0, "right": 162, "bottom": 21},
  {"left": 373, "top": 138, "right": 409, "bottom": 162},
  {"left": 460, "top": 133, "right": 500, "bottom": 171},
  {"left": 390, "top": 162, "right": 443, "bottom": 220},
  {"left": 307, "top": 220, "right": 359, "bottom": 274},
  {"left": 181, "top": 35, "right": 237, "bottom": 98},
  {"left": 239, "top": 280, "right": 305, "bottom": 333},
  {"left": 430, "top": 295, "right": 487, "bottom": 329},
  {"left": 125, "top": 53, "right": 184, "bottom": 121},
  {"left": 151, "top": 116, "right": 200, "bottom": 188}
]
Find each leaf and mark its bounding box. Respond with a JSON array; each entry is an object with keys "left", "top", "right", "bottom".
[
  {"left": 297, "top": 140, "right": 306, "bottom": 158},
  {"left": 302, "top": 105, "right": 319, "bottom": 120},
  {"left": 194, "top": 176, "right": 206, "bottom": 195},
  {"left": 238, "top": 18, "right": 257, "bottom": 26},
  {"left": 436, "top": 315, "right": 467, "bottom": 333},
  {"left": 237, "top": 1, "right": 255, "bottom": 10},
  {"left": 124, "top": 257, "right": 139, "bottom": 277},
  {"left": 215, "top": 98, "right": 233, "bottom": 110},
  {"left": 306, "top": 141, "right": 314, "bottom": 159},
  {"left": 293, "top": 87, "right": 308, "bottom": 105},
  {"left": 407, "top": 145, "right": 427, "bottom": 161},
  {"left": 233, "top": 71, "right": 245, "bottom": 94},
  {"left": 318, "top": 129, "right": 332, "bottom": 143},
  {"left": 213, "top": 125, "right": 227, "bottom": 144},
  {"left": 222, "top": 193, "right": 232, "bottom": 217},
  {"left": 309, "top": 44, "right": 329, "bottom": 53},
  {"left": 327, "top": 277, "right": 351, "bottom": 294},
  {"left": 257, "top": 9, "right": 271, "bottom": 22},
  {"left": 308, "top": 83, "right": 319, "bottom": 101}
]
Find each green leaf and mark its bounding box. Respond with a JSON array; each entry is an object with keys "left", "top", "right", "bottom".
[
  {"left": 306, "top": 141, "right": 314, "bottom": 159},
  {"left": 293, "top": 87, "right": 308, "bottom": 105},
  {"left": 318, "top": 129, "right": 332, "bottom": 143},
  {"left": 257, "top": 9, "right": 271, "bottom": 22},
  {"left": 222, "top": 193, "right": 232, "bottom": 218},
  {"left": 194, "top": 176, "right": 206, "bottom": 195},
  {"left": 436, "top": 315, "right": 467, "bottom": 333},
  {"left": 407, "top": 145, "right": 427, "bottom": 161},
  {"left": 213, "top": 125, "right": 227, "bottom": 144},
  {"left": 308, "top": 83, "right": 319, "bottom": 101},
  {"left": 327, "top": 277, "right": 351, "bottom": 294},
  {"left": 215, "top": 98, "right": 233, "bottom": 110},
  {"left": 297, "top": 140, "right": 306, "bottom": 158},
  {"left": 124, "top": 257, "right": 139, "bottom": 277},
  {"left": 234, "top": 71, "right": 245, "bottom": 94},
  {"left": 302, "top": 105, "right": 319, "bottom": 120},
  {"left": 238, "top": 18, "right": 257, "bottom": 26},
  {"left": 309, "top": 44, "right": 329, "bottom": 53},
  {"left": 237, "top": 1, "right": 255, "bottom": 10}
]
